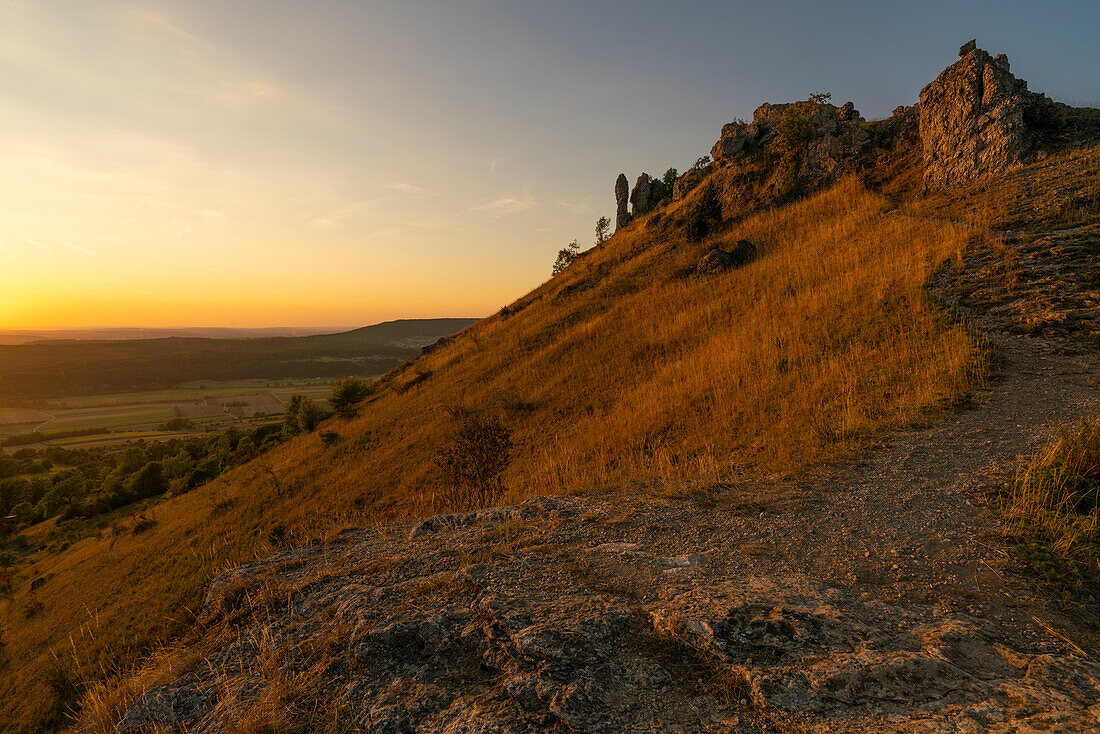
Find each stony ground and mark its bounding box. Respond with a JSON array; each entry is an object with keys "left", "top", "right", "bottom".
[{"left": 113, "top": 321, "right": 1100, "bottom": 733}]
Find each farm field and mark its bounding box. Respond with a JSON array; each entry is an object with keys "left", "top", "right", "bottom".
[{"left": 0, "top": 378, "right": 336, "bottom": 451}]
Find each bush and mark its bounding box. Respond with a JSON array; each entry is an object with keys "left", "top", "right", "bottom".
[
  {"left": 329, "top": 377, "right": 373, "bottom": 419},
  {"left": 1004, "top": 420, "right": 1099, "bottom": 582},
  {"left": 283, "top": 395, "right": 304, "bottom": 437},
  {"left": 434, "top": 409, "right": 513, "bottom": 510},
  {"left": 595, "top": 216, "right": 611, "bottom": 245},
  {"left": 296, "top": 398, "right": 325, "bottom": 433},
  {"left": 685, "top": 184, "right": 722, "bottom": 242},
  {"left": 769, "top": 92, "right": 831, "bottom": 195},
  {"left": 129, "top": 462, "right": 168, "bottom": 500},
  {"left": 552, "top": 240, "right": 581, "bottom": 276}
]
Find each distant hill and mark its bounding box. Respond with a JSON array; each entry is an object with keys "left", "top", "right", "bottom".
[
  {"left": 0, "top": 318, "right": 478, "bottom": 401},
  {"left": 0, "top": 326, "right": 350, "bottom": 345}
]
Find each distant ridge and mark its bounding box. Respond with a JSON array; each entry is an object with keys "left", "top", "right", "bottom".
[
  {"left": 1, "top": 326, "right": 364, "bottom": 346},
  {"left": 0, "top": 318, "right": 479, "bottom": 399}
]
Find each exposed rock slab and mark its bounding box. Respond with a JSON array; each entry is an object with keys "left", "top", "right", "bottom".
[{"left": 919, "top": 44, "right": 1055, "bottom": 186}]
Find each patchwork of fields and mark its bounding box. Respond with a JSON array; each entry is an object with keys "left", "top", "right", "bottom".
[{"left": 0, "top": 379, "right": 334, "bottom": 450}]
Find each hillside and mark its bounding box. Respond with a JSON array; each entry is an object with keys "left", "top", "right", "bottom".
[
  {"left": 1, "top": 43, "right": 1098, "bottom": 732},
  {"left": 0, "top": 319, "right": 477, "bottom": 402}
]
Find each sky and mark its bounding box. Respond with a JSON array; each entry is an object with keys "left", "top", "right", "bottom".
[{"left": 1, "top": 1, "right": 1098, "bottom": 330}]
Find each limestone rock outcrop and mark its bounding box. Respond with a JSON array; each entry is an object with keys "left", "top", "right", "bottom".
[
  {"left": 919, "top": 42, "right": 1055, "bottom": 186},
  {"left": 615, "top": 173, "right": 631, "bottom": 231},
  {"left": 672, "top": 167, "right": 704, "bottom": 200},
  {"left": 629, "top": 173, "right": 653, "bottom": 217},
  {"left": 709, "top": 99, "right": 872, "bottom": 199}
]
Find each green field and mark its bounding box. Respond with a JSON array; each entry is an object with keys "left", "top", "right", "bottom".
[{"left": 0, "top": 378, "right": 336, "bottom": 450}]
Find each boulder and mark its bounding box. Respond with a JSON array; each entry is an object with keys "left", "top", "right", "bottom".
[
  {"left": 672, "top": 168, "right": 704, "bottom": 200},
  {"left": 630, "top": 173, "right": 653, "bottom": 217},
  {"left": 615, "top": 173, "right": 631, "bottom": 231},
  {"left": 694, "top": 240, "right": 756, "bottom": 276},
  {"left": 919, "top": 43, "right": 1055, "bottom": 186}
]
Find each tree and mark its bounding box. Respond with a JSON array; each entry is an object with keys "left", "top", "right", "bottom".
[
  {"left": 594, "top": 216, "right": 611, "bottom": 245},
  {"left": 434, "top": 409, "right": 513, "bottom": 510},
  {"left": 283, "top": 395, "right": 304, "bottom": 436},
  {"left": 129, "top": 461, "right": 168, "bottom": 500},
  {"left": 329, "top": 376, "right": 373, "bottom": 419},
  {"left": 691, "top": 155, "right": 711, "bottom": 170},
  {"left": 685, "top": 183, "right": 722, "bottom": 242},
  {"left": 296, "top": 398, "right": 325, "bottom": 433},
  {"left": 662, "top": 168, "right": 678, "bottom": 188},
  {"left": 770, "top": 92, "right": 831, "bottom": 195},
  {"left": 552, "top": 239, "right": 581, "bottom": 276}
]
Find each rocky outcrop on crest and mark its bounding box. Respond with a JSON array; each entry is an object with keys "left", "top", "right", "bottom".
[
  {"left": 919, "top": 42, "right": 1056, "bottom": 186},
  {"left": 629, "top": 173, "right": 653, "bottom": 217}
]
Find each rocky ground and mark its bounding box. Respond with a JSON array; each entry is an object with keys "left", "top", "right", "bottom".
[
  {"left": 937, "top": 224, "right": 1100, "bottom": 346},
  {"left": 115, "top": 323, "right": 1100, "bottom": 732}
]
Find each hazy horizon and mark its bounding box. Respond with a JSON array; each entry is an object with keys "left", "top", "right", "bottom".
[{"left": 3, "top": 0, "right": 1099, "bottom": 330}]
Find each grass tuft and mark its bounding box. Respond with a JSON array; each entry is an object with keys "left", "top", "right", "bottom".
[{"left": 1004, "top": 420, "right": 1100, "bottom": 584}]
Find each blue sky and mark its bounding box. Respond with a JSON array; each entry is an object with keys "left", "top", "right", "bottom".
[{"left": 2, "top": 0, "right": 1097, "bottom": 328}]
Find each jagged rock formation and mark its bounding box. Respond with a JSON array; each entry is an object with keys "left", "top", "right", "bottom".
[
  {"left": 610, "top": 42, "right": 1089, "bottom": 234},
  {"left": 629, "top": 172, "right": 653, "bottom": 217},
  {"left": 710, "top": 100, "right": 872, "bottom": 185},
  {"left": 919, "top": 41, "right": 1055, "bottom": 186},
  {"left": 672, "top": 167, "right": 704, "bottom": 200},
  {"left": 614, "top": 173, "right": 630, "bottom": 231}
]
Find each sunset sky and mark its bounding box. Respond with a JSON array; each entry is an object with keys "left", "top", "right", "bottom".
[{"left": 2, "top": 1, "right": 1098, "bottom": 330}]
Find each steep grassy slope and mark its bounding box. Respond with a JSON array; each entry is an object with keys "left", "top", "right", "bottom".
[{"left": 0, "top": 173, "right": 992, "bottom": 730}]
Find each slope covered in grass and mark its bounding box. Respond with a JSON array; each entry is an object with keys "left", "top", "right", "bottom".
[{"left": 0, "top": 176, "right": 986, "bottom": 731}]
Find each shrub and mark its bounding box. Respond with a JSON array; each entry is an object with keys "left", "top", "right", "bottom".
[
  {"left": 595, "top": 216, "right": 611, "bottom": 245},
  {"left": 296, "top": 398, "right": 325, "bottom": 433},
  {"left": 434, "top": 409, "right": 513, "bottom": 510},
  {"left": 649, "top": 177, "right": 670, "bottom": 203},
  {"left": 1004, "top": 420, "right": 1099, "bottom": 581},
  {"left": 128, "top": 462, "right": 168, "bottom": 500},
  {"left": 552, "top": 240, "right": 582, "bottom": 276},
  {"left": 663, "top": 167, "right": 678, "bottom": 188},
  {"left": 282, "top": 395, "right": 304, "bottom": 437},
  {"left": 329, "top": 377, "right": 373, "bottom": 419},
  {"left": 769, "top": 92, "right": 831, "bottom": 196},
  {"left": 685, "top": 184, "right": 722, "bottom": 242}
]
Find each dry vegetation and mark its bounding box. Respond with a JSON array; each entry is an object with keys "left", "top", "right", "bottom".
[
  {"left": 0, "top": 171, "right": 997, "bottom": 730},
  {"left": 1003, "top": 419, "right": 1100, "bottom": 585}
]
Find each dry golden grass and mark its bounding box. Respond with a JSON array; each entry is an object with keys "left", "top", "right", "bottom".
[
  {"left": 2, "top": 176, "right": 987, "bottom": 732},
  {"left": 1004, "top": 420, "right": 1100, "bottom": 578}
]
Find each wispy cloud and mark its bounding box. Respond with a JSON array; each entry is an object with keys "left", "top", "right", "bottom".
[
  {"left": 385, "top": 182, "right": 431, "bottom": 196},
  {"left": 470, "top": 182, "right": 537, "bottom": 221},
  {"left": 556, "top": 198, "right": 592, "bottom": 214},
  {"left": 22, "top": 236, "right": 53, "bottom": 258},
  {"left": 58, "top": 239, "right": 97, "bottom": 256},
  {"left": 311, "top": 202, "right": 372, "bottom": 229}
]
